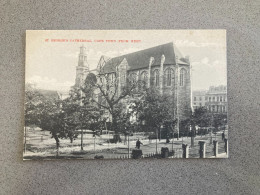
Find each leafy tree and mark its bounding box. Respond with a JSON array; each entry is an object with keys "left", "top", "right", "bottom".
[
  {"left": 193, "top": 107, "right": 211, "bottom": 127},
  {"left": 134, "top": 88, "right": 176, "bottom": 153},
  {"left": 25, "top": 83, "right": 44, "bottom": 127},
  {"left": 25, "top": 84, "right": 74, "bottom": 155},
  {"left": 212, "top": 113, "right": 227, "bottom": 131},
  {"left": 63, "top": 86, "right": 103, "bottom": 148}
]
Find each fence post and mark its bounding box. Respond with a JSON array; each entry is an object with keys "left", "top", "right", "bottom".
[
  {"left": 199, "top": 141, "right": 206, "bottom": 158},
  {"left": 224, "top": 139, "right": 228, "bottom": 154},
  {"left": 213, "top": 140, "right": 218, "bottom": 157},
  {"left": 182, "top": 144, "right": 189, "bottom": 158}
]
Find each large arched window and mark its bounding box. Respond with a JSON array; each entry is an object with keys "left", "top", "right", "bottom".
[
  {"left": 153, "top": 69, "right": 159, "bottom": 87},
  {"left": 164, "top": 68, "right": 174, "bottom": 86},
  {"left": 129, "top": 73, "right": 137, "bottom": 83},
  {"left": 140, "top": 71, "right": 148, "bottom": 85},
  {"left": 180, "top": 68, "right": 187, "bottom": 86}
]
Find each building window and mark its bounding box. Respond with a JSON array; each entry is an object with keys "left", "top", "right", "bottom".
[
  {"left": 224, "top": 97, "right": 226, "bottom": 102},
  {"left": 140, "top": 71, "right": 148, "bottom": 85},
  {"left": 194, "top": 103, "right": 196, "bottom": 105},
  {"left": 217, "top": 97, "right": 219, "bottom": 102},
  {"left": 212, "top": 105, "right": 215, "bottom": 112},
  {"left": 180, "top": 68, "right": 186, "bottom": 86},
  {"left": 209, "top": 97, "right": 211, "bottom": 102},
  {"left": 130, "top": 73, "right": 137, "bottom": 83},
  {"left": 164, "top": 68, "right": 173, "bottom": 86},
  {"left": 199, "top": 103, "right": 202, "bottom": 106},
  {"left": 205, "top": 97, "right": 208, "bottom": 101},
  {"left": 199, "top": 97, "right": 202, "bottom": 101},
  {"left": 213, "top": 97, "right": 215, "bottom": 101},
  {"left": 153, "top": 69, "right": 159, "bottom": 87},
  {"left": 220, "top": 96, "right": 223, "bottom": 102},
  {"left": 194, "top": 97, "right": 196, "bottom": 101}
]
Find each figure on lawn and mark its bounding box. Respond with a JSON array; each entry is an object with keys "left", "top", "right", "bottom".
[{"left": 136, "top": 139, "right": 143, "bottom": 149}]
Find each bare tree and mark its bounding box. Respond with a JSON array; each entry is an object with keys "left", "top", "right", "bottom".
[{"left": 81, "top": 62, "right": 141, "bottom": 141}]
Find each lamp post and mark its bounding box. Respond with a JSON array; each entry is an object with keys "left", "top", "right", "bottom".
[
  {"left": 171, "top": 123, "right": 174, "bottom": 153},
  {"left": 93, "top": 130, "right": 96, "bottom": 155},
  {"left": 127, "top": 129, "right": 130, "bottom": 159}
]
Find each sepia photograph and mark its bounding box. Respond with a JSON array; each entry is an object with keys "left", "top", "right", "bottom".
[{"left": 24, "top": 30, "right": 228, "bottom": 160}]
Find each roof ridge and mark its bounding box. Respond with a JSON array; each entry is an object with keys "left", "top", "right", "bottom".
[{"left": 110, "top": 42, "right": 174, "bottom": 60}]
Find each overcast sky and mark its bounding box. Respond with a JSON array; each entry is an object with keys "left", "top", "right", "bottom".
[{"left": 26, "top": 30, "right": 226, "bottom": 92}]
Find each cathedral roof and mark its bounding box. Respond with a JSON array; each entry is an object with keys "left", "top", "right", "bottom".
[{"left": 101, "top": 42, "right": 189, "bottom": 74}]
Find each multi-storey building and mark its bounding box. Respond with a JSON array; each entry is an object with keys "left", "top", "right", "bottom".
[
  {"left": 192, "top": 85, "right": 227, "bottom": 113},
  {"left": 205, "top": 85, "right": 227, "bottom": 113},
  {"left": 192, "top": 90, "right": 207, "bottom": 110}
]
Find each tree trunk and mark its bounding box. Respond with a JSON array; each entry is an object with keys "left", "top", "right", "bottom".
[
  {"left": 111, "top": 112, "right": 121, "bottom": 143},
  {"left": 53, "top": 133, "right": 60, "bottom": 156}
]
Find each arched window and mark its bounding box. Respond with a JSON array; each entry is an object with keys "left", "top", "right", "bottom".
[
  {"left": 180, "top": 68, "right": 186, "bottom": 86},
  {"left": 140, "top": 71, "right": 148, "bottom": 85},
  {"left": 153, "top": 69, "right": 159, "bottom": 87},
  {"left": 164, "top": 68, "right": 174, "bottom": 86},
  {"left": 129, "top": 73, "right": 138, "bottom": 86}
]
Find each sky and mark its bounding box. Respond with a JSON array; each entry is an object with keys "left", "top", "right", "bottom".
[{"left": 26, "top": 30, "right": 227, "bottom": 92}]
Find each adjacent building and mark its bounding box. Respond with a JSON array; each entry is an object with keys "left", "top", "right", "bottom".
[
  {"left": 192, "top": 85, "right": 227, "bottom": 113},
  {"left": 192, "top": 90, "right": 207, "bottom": 110},
  {"left": 205, "top": 85, "right": 227, "bottom": 113}
]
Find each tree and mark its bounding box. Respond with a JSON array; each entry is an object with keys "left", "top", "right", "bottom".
[
  {"left": 134, "top": 88, "right": 176, "bottom": 153},
  {"left": 63, "top": 86, "right": 103, "bottom": 149},
  {"left": 81, "top": 69, "right": 139, "bottom": 141},
  {"left": 212, "top": 113, "right": 227, "bottom": 131},
  {"left": 25, "top": 84, "right": 75, "bottom": 155},
  {"left": 25, "top": 83, "right": 44, "bottom": 127}
]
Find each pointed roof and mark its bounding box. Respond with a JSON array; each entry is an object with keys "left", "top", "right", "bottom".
[{"left": 100, "top": 42, "right": 189, "bottom": 74}]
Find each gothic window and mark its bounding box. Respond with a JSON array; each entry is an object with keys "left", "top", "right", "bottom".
[
  {"left": 164, "top": 68, "right": 174, "bottom": 87},
  {"left": 140, "top": 71, "right": 148, "bottom": 85},
  {"left": 180, "top": 68, "right": 186, "bottom": 86},
  {"left": 111, "top": 73, "right": 115, "bottom": 82},
  {"left": 129, "top": 73, "right": 137, "bottom": 84},
  {"left": 153, "top": 69, "right": 159, "bottom": 87}
]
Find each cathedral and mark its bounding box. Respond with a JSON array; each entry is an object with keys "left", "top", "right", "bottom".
[{"left": 75, "top": 42, "right": 192, "bottom": 131}]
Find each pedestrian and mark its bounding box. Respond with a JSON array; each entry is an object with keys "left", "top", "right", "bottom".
[
  {"left": 136, "top": 139, "right": 143, "bottom": 149},
  {"left": 222, "top": 131, "right": 225, "bottom": 140}
]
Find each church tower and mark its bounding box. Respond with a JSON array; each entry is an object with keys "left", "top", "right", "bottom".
[{"left": 75, "top": 45, "right": 89, "bottom": 87}]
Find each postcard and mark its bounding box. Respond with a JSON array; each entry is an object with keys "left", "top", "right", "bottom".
[{"left": 24, "top": 30, "right": 228, "bottom": 160}]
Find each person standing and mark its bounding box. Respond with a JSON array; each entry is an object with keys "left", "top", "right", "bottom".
[
  {"left": 136, "top": 139, "right": 143, "bottom": 149},
  {"left": 222, "top": 131, "right": 225, "bottom": 141}
]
